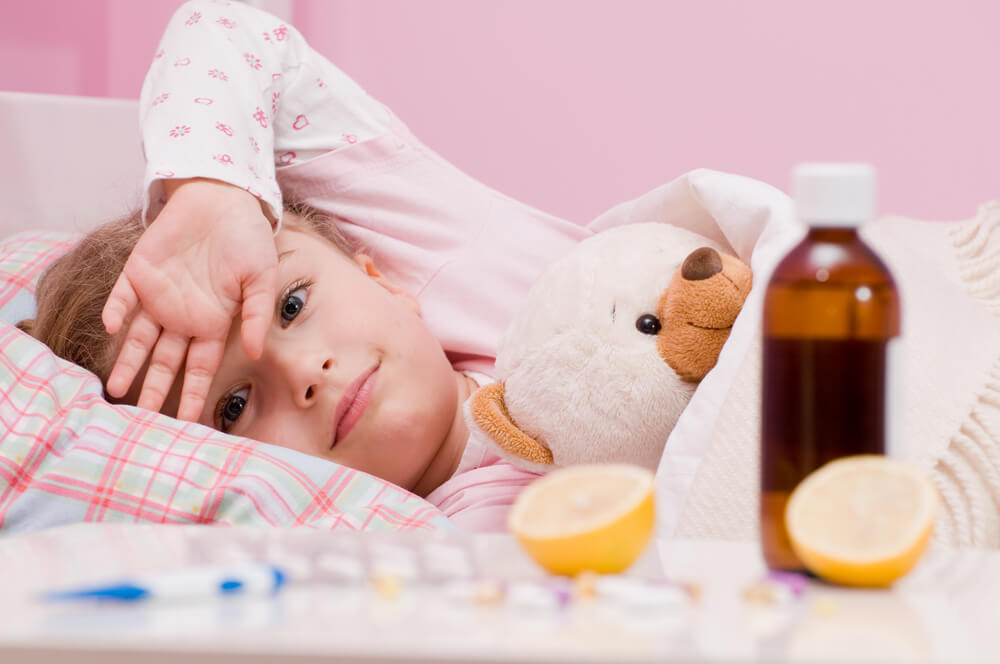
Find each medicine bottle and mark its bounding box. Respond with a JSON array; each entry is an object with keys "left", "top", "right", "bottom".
[{"left": 760, "top": 163, "right": 901, "bottom": 571}]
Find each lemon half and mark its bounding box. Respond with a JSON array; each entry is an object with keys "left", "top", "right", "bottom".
[
  {"left": 508, "top": 464, "right": 655, "bottom": 576},
  {"left": 785, "top": 455, "right": 938, "bottom": 587}
]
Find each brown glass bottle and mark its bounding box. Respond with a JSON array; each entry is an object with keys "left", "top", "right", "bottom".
[{"left": 760, "top": 226, "right": 900, "bottom": 571}]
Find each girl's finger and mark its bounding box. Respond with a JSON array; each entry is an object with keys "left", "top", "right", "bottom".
[
  {"left": 102, "top": 271, "right": 140, "bottom": 335},
  {"left": 239, "top": 264, "right": 278, "bottom": 361},
  {"left": 105, "top": 309, "right": 162, "bottom": 398},
  {"left": 175, "top": 337, "right": 227, "bottom": 422},
  {"left": 136, "top": 330, "right": 189, "bottom": 414}
]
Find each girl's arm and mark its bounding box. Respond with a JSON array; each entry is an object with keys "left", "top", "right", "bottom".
[
  {"left": 105, "top": 0, "right": 390, "bottom": 421},
  {"left": 140, "top": 0, "right": 391, "bottom": 227}
]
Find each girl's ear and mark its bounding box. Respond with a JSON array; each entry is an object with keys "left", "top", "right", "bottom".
[{"left": 353, "top": 254, "right": 421, "bottom": 315}]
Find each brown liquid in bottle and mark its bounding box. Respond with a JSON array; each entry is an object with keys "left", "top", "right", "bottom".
[{"left": 761, "top": 228, "right": 900, "bottom": 571}]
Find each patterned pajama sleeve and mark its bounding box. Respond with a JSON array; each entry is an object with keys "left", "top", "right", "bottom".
[{"left": 141, "top": 0, "right": 391, "bottom": 225}]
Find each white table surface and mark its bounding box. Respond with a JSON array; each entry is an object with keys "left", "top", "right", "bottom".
[{"left": 0, "top": 523, "right": 996, "bottom": 663}]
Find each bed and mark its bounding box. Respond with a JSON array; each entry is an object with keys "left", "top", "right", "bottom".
[{"left": 3, "top": 89, "right": 1000, "bottom": 547}]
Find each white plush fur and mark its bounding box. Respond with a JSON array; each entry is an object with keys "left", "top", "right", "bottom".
[{"left": 493, "top": 223, "right": 723, "bottom": 470}]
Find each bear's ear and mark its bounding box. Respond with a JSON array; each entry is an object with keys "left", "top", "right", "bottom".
[{"left": 468, "top": 383, "right": 554, "bottom": 465}]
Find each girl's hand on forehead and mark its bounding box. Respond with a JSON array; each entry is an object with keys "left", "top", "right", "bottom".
[{"left": 102, "top": 178, "right": 278, "bottom": 422}]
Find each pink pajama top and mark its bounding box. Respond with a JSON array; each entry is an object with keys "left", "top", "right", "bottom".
[{"left": 140, "top": 0, "right": 587, "bottom": 531}]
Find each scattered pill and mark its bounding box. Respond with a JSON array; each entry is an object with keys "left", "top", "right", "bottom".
[
  {"left": 371, "top": 571, "right": 403, "bottom": 600},
  {"left": 507, "top": 581, "right": 560, "bottom": 609},
  {"left": 811, "top": 596, "right": 838, "bottom": 617}
]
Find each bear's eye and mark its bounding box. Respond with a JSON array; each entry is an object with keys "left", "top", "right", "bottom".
[{"left": 635, "top": 314, "right": 661, "bottom": 335}]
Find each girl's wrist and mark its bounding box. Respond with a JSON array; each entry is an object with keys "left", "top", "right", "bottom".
[
  {"left": 163, "top": 177, "right": 251, "bottom": 202},
  {"left": 162, "top": 177, "right": 276, "bottom": 229}
]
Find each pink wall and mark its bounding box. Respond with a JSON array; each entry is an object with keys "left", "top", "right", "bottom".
[
  {"left": 3, "top": 0, "right": 997, "bottom": 222},
  {"left": 0, "top": 0, "right": 178, "bottom": 99},
  {"left": 296, "top": 0, "right": 998, "bottom": 222}
]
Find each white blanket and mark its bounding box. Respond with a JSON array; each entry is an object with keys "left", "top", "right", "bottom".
[{"left": 590, "top": 170, "right": 1000, "bottom": 547}]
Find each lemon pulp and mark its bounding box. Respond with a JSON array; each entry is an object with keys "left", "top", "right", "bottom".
[
  {"left": 508, "top": 464, "right": 655, "bottom": 576},
  {"left": 785, "top": 455, "right": 938, "bottom": 587}
]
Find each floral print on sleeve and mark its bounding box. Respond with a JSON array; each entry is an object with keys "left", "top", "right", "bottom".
[{"left": 140, "top": 0, "right": 390, "bottom": 225}]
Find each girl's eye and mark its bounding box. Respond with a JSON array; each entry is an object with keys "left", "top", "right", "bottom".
[
  {"left": 280, "top": 286, "right": 308, "bottom": 326},
  {"left": 218, "top": 387, "right": 250, "bottom": 432}
]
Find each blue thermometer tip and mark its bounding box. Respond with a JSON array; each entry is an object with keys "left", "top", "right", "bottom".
[{"left": 46, "top": 584, "right": 151, "bottom": 602}]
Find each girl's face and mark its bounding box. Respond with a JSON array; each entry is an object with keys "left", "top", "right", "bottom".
[{"left": 191, "top": 224, "right": 466, "bottom": 492}]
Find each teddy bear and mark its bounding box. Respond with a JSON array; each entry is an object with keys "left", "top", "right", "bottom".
[{"left": 465, "top": 222, "right": 753, "bottom": 473}]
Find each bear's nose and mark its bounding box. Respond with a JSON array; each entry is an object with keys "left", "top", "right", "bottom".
[{"left": 681, "top": 247, "right": 723, "bottom": 281}]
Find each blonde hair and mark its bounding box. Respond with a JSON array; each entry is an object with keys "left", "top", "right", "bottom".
[{"left": 18, "top": 202, "right": 354, "bottom": 389}]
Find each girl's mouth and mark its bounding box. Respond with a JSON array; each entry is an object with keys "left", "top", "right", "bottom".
[{"left": 330, "top": 363, "right": 379, "bottom": 449}]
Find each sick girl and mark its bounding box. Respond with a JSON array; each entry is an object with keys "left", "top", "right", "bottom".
[{"left": 22, "top": 0, "right": 593, "bottom": 530}]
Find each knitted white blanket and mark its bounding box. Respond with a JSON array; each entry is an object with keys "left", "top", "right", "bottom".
[{"left": 590, "top": 170, "right": 1000, "bottom": 547}]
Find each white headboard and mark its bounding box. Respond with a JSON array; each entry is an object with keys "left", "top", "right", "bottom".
[{"left": 0, "top": 91, "right": 144, "bottom": 238}]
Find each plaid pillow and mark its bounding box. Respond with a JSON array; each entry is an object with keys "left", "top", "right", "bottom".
[
  {"left": 0, "top": 233, "right": 451, "bottom": 534},
  {"left": 0, "top": 231, "right": 76, "bottom": 326}
]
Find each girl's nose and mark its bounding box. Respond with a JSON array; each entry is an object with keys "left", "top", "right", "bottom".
[
  {"left": 295, "top": 356, "right": 333, "bottom": 408},
  {"left": 269, "top": 346, "right": 333, "bottom": 408}
]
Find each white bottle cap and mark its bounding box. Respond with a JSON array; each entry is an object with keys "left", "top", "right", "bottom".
[{"left": 793, "top": 163, "right": 876, "bottom": 227}]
